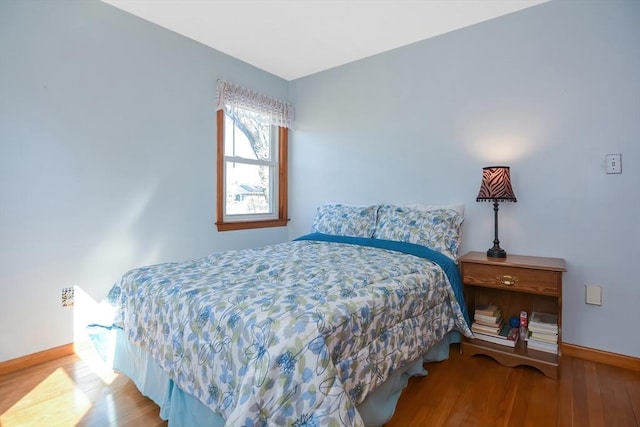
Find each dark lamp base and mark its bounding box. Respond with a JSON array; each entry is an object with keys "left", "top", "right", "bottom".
[{"left": 487, "top": 247, "right": 507, "bottom": 258}]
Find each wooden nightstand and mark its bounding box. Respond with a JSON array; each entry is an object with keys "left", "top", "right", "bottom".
[{"left": 459, "top": 251, "right": 566, "bottom": 379}]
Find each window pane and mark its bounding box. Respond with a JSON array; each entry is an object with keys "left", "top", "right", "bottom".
[
  {"left": 225, "top": 161, "right": 272, "bottom": 215},
  {"left": 224, "top": 108, "right": 272, "bottom": 161}
]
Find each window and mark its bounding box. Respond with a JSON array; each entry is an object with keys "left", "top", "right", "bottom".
[{"left": 215, "top": 80, "right": 293, "bottom": 231}]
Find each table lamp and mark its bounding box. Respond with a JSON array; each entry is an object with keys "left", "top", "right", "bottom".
[{"left": 476, "top": 166, "right": 517, "bottom": 258}]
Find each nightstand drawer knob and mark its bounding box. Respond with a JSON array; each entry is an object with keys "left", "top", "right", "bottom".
[{"left": 497, "top": 275, "right": 518, "bottom": 286}]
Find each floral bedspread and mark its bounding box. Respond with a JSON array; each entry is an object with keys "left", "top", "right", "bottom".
[{"left": 108, "top": 236, "right": 470, "bottom": 426}]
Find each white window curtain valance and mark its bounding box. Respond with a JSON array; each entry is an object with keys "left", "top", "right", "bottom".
[{"left": 216, "top": 79, "right": 294, "bottom": 129}]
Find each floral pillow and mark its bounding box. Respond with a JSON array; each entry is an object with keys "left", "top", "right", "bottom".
[
  {"left": 311, "top": 204, "right": 379, "bottom": 238},
  {"left": 374, "top": 204, "right": 464, "bottom": 261}
]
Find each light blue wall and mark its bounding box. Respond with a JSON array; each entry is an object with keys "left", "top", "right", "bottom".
[
  {"left": 2, "top": 0, "right": 638, "bottom": 362},
  {"left": 0, "top": 0, "right": 290, "bottom": 361},
  {"left": 289, "top": 0, "right": 640, "bottom": 357}
]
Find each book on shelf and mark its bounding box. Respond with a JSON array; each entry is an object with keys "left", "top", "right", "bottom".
[
  {"left": 529, "top": 312, "right": 558, "bottom": 329},
  {"left": 471, "top": 322, "right": 503, "bottom": 335},
  {"left": 527, "top": 339, "right": 558, "bottom": 354},
  {"left": 529, "top": 331, "right": 558, "bottom": 344},
  {"left": 473, "top": 316, "right": 503, "bottom": 328},
  {"left": 471, "top": 325, "right": 519, "bottom": 348},
  {"left": 474, "top": 313, "right": 502, "bottom": 324},
  {"left": 529, "top": 324, "right": 558, "bottom": 334},
  {"left": 475, "top": 304, "right": 500, "bottom": 317}
]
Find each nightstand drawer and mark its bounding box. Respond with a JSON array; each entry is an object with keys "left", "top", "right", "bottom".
[{"left": 462, "top": 262, "right": 560, "bottom": 296}]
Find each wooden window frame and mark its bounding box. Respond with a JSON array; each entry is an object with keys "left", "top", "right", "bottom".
[{"left": 216, "top": 110, "right": 288, "bottom": 231}]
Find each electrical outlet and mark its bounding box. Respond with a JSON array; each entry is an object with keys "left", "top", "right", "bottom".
[
  {"left": 585, "top": 284, "right": 602, "bottom": 306},
  {"left": 62, "top": 287, "right": 74, "bottom": 307}
]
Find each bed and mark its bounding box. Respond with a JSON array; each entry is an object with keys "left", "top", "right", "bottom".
[{"left": 103, "top": 203, "right": 473, "bottom": 426}]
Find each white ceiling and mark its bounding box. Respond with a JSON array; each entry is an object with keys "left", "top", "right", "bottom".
[{"left": 102, "top": 0, "right": 549, "bottom": 81}]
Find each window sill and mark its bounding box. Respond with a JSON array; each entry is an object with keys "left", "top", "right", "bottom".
[{"left": 216, "top": 218, "right": 289, "bottom": 232}]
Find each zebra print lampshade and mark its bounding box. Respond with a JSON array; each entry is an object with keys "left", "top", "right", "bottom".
[{"left": 476, "top": 166, "right": 517, "bottom": 202}]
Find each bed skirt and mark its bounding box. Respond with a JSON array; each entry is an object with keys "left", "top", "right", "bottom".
[{"left": 111, "top": 329, "right": 459, "bottom": 427}]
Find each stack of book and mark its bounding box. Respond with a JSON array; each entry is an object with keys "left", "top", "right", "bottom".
[
  {"left": 470, "top": 304, "right": 519, "bottom": 347},
  {"left": 527, "top": 311, "right": 559, "bottom": 354}
]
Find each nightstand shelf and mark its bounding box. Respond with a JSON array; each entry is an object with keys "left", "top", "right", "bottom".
[{"left": 460, "top": 251, "right": 566, "bottom": 379}]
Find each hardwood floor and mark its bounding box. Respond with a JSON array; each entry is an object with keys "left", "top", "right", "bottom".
[
  {"left": 0, "top": 344, "right": 167, "bottom": 427},
  {"left": 386, "top": 346, "right": 639, "bottom": 427},
  {"left": 1, "top": 344, "right": 638, "bottom": 426}
]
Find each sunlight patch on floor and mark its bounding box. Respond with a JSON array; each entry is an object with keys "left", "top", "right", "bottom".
[
  {"left": 0, "top": 368, "right": 92, "bottom": 427},
  {"left": 75, "top": 340, "right": 118, "bottom": 386}
]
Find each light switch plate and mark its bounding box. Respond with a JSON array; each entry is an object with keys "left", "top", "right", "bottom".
[{"left": 605, "top": 154, "right": 622, "bottom": 174}]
